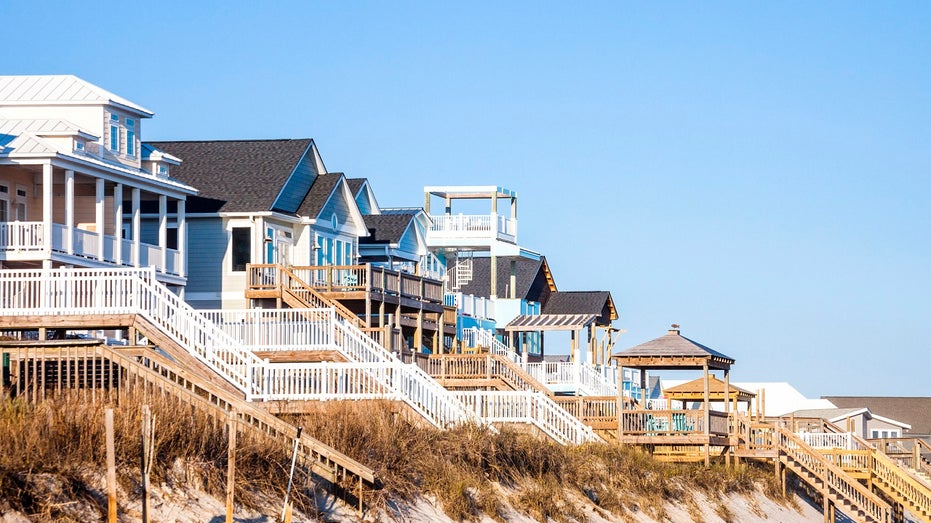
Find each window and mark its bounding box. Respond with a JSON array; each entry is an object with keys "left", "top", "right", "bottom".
[
  {"left": 157, "top": 164, "right": 168, "bottom": 175},
  {"left": 109, "top": 121, "right": 120, "bottom": 152},
  {"left": 166, "top": 228, "right": 178, "bottom": 250},
  {"left": 0, "top": 185, "right": 8, "bottom": 222},
  {"left": 126, "top": 119, "right": 135, "bottom": 156},
  {"left": 231, "top": 227, "right": 251, "bottom": 272},
  {"left": 15, "top": 188, "right": 26, "bottom": 220},
  {"left": 315, "top": 235, "right": 325, "bottom": 265}
]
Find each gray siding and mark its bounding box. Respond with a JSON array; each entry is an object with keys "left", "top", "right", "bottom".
[
  {"left": 185, "top": 218, "right": 226, "bottom": 295},
  {"left": 271, "top": 146, "right": 317, "bottom": 214}
]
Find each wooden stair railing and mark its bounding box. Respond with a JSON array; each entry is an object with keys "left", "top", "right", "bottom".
[
  {"left": 775, "top": 426, "right": 891, "bottom": 523},
  {"left": 246, "top": 264, "right": 362, "bottom": 328},
  {"left": 422, "top": 353, "right": 554, "bottom": 396},
  {"left": 2, "top": 343, "right": 376, "bottom": 511},
  {"left": 809, "top": 420, "right": 931, "bottom": 521}
]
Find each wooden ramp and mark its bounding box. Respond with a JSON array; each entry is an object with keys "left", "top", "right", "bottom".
[{"left": 1, "top": 339, "right": 377, "bottom": 511}]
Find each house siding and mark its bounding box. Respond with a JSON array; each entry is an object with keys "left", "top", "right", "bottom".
[{"left": 271, "top": 147, "right": 317, "bottom": 214}]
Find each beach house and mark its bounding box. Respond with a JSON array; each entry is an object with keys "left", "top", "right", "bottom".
[{"left": 0, "top": 75, "right": 196, "bottom": 290}]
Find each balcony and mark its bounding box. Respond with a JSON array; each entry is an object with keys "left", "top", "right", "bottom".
[
  {"left": 0, "top": 221, "right": 181, "bottom": 276},
  {"left": 427, "top": 213, "right": 517, "bottom": 247}
]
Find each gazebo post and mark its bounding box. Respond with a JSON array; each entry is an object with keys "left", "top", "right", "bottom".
[
  {"left": 617, "top": 365, "right": 625, "bottom": 440},
  {"left": 703, "top": 362, "right": 710, "bottom": 467}
]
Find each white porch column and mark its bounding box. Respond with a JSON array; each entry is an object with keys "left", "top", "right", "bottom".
[
  {"left": 95, "top": 178, "right": 105, "bottom": 260},
  {"left": 41, "top": 163, "right": 53, "bottom": 268},
  {"left": 131, "top": 188, "right": 141, "bottom": 267},
  {"left": 177, "top": 199, "right": 186, "bottom": 277},
  {"left": 113, "top": 183, "right": 123, "bottom": 264},
  {"left": 64, "top": 170, "right": 74, "bottom": 255},
  {"left": 158, "top": 195, "right": 167, "bottom": 273}
]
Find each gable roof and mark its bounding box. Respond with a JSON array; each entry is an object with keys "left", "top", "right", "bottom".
[
  {"left": 823, "top": 396, "right": 931, "bottom": 434},
  {"left": 457, "top": 255, "right": 556, "bottom": 300},
  {"left": 790, "top": 407, "right": 912, "bottom": 430},
  {"left": 0, "top": 75, "right": 153, "bottom": 116},
  {"left": 543, "top": 291, "right": 617, "bottom": 322},
  {"left": 360, "top": 213, "right": 415, "bottom": 244},
  {"left": 295, "top": 172, "right": 342, "bottom": 218},
  {"left": 147, "top": 139, "right": 313, "bottom": 214},
  {"left": 347, "top": 178, "right": 366, "bottom": 196}
]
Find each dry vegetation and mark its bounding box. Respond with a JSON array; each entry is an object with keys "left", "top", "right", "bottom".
[
  {"left": 0, "top": 391, "right": 788, "bottom": 522},
  {"left": 291, "top": 401, "right": 788, "bottom": 522}
]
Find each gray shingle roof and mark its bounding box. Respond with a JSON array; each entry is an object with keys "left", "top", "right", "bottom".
[
  {"left": 360, "top": 213, "right": 414, "bottom": 244},
  {"left": 147, "top": 139, "right": 312, "bottom": 213},
  {"left": 295, "top": 172, "right": 342, "bottom": 218},
  {"left": 543, "top": 291, "right": 617, "bottom": 323},
  {"left": 456, "top": 256, "right": 555, "bottom": 301},
  {"left": 823, "top": 396, "right": 931, "bottom": 435},
  {"left": 616, "top": 329, "right": 734, "bottom": 363},
  {"left": 347, "top": 178, "right": 366, "bottom": 196}
]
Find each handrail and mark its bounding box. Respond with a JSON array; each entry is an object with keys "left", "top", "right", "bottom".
[
  {"left": 452, "top": 390, "right": 598, "bottom": 445},
  {"left": 776, "top": 426, "right": 891, "bottom": 522}
]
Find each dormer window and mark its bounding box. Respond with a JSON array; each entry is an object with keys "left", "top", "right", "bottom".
[
  {"left": 74, "top": 140, "right": 85, "bottom": 153},
  {"left": 125, "top": 119, "right": 136, "bottom": 156},
  {"left": 157, "top": 164, "right": 168, "bottom": 176}
]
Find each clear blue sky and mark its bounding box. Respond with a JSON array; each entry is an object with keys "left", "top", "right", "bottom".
[{"left": 6, "top": 2, "right": 930, "bottom": 397}]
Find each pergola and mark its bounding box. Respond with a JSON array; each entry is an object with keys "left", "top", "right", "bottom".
[
  {"left": 504, "top": 313, "right": 598, "bottom": 361},
  {"left": 612, "top": 325, "right": 736, "bottom": 465}
]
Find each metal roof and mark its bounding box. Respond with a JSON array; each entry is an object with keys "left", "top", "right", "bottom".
[
  {"left": 505, "top": 313, "right": 598, "bottom": 332},
  {"left": 0, "top": 75, "right": 153, "bottom": 116}
]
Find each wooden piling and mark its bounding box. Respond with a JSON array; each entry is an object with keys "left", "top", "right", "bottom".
[{"left": 106, "top": 408, "right": 117, "bottom": 523}]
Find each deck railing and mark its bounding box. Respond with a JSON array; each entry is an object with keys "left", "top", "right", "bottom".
[
  {"left": 453, "top": 390, "right": 597, "bottom": 445},
  {"left": 448, "top": 293, "right": 496, "bottom": 320},
  {"left": 0, "top": 222, "right": 44, "bottom": 251},
  {"left": 428, "top": 213, "right": 517, "bottom": 243},
  {"left": 524, "top": 361, "right": 618, "bottom": 396},
  {"left": 0, "top": 222, "right": 180, "bottom": 275},
  {"left": 284, "top": 264, "right": 444, "bottom": 304},
  {"left": 619, "top": 409, "right": 730, "bottom": 436}
]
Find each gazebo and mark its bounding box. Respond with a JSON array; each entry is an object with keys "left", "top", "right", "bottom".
[
  {"left": 664, "top": 375, "right": 756, "bottom": 414},
  {"left": 612, "top": 324, "right": 736, "bottom": 465}
]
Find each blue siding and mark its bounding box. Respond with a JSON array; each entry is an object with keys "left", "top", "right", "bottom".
[{"left": 271, "top": 145, "right": 317, "bottom": 214}]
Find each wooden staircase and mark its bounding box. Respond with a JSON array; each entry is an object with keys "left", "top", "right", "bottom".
[
  {"left": 1, "top": 340, "right": 376, "bottom": 511},
  {"left": 410, "top": 353, "right": 553, "bottom": 396}
]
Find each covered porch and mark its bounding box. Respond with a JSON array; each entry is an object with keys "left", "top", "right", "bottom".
[{"left": 0, "top": 158, "right": 192, "bottom": 284}]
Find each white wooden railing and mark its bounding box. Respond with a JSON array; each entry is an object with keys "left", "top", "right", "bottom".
[
  {"left": 2, "top": 222, "right": 180, "bottom": 275},
  {"left": 799, "top": 432, "right": 855, "bottom": 450},
  {"left": 0, "top": 222, "right": 43, "bottom": 251},
  {"left": 524, "top": 361, "right": 619, "bottom": 396},
  {"left": 0, "top": 268, "right": 609, "bottom": 443},
  {"left": 449, "top": 293, "right": 496, "bottom": 320},
  {"left": 453, "top": 391, "right": 597, "bottom": 445},
  {"left": 462, "top": 327, "right": 518, "bottom": 361},
  {"left": 429, "top": 213, "right": 517, "bottom": 242}
]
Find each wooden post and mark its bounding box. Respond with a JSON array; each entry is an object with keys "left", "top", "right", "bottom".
[
  {"left": 617, "top": 365, "right": 625, "bottom": 439},
  {"left": 226, "top": 411, "right": 236, "bottom": 523},
  {"left": 106, "top": 409, "right": 117, "bottom": 523},
  {"left": 141, "top": 405, "right": 155, "bottom": 523},
  {"left": 703, "top": 363, "right": 711, "bottom": 466}
]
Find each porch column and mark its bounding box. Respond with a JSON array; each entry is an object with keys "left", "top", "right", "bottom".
[
  {"left": 510, "top": 196, "right": 517, "bottom": 220},
  {"left": 64, "top": 170, "right": 74, "bottom": 255},
  {"left": 113, "top": 184, "right": 123, "bottom": 264},
  {"left": 158, "top": 195, "right": 167, "bottom": 273},
  {"left": 131, "top": 188, "right": 141, "bottom": 267},
  {"left": 95, "top": 178, "right": 105, "bottom": 260},
  {"left": 177, "top": 199, "right": 186, "bottom": 277},
  {"left": 41, "top": 163, "right": 53, "bottom": 267},
  {"left": 489, "top": 255, "right": 497, "bottom": 297},
  {"left": 724, "top": 368, "right": 730, "bottom": 419}
]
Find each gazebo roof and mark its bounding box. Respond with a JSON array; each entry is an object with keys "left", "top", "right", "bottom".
[
  {"left": 664, "top": 375, "right": 756, "bottom": 402},
  {"left": 613, "top": 325, "right": 735, "bottom": 370}
]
